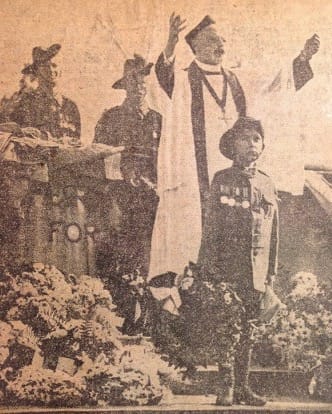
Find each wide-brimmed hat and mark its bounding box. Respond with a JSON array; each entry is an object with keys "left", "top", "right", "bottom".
[
  {"left": 112, "top": 54, "right": 153, "bottom": 89},
  {"left": 22, "top": 44, "right": 61, "bottom": 75},
  {"left": 219, "top": 117, "right": 264, "bottom": 160}
]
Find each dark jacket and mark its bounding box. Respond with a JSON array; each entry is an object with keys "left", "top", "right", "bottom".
[
  {"left": 94, "top": 101, "right": 162, "bottom": 185},
  {"left": 198, "top": 165, "right": 279, "bottom": 293},
  {"left": 9, "top": 88, "right": 81, "bottom": 140},
  {"left": 94, "top": 101, "right": 162, "bottom": 298}
]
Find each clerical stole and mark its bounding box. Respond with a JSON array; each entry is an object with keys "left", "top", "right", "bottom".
[
  {"left": 148, "top": 61, "right": 245, "bottom": 278},
  {"left": 187, "top": 61, "right": 245, "bottom": 218}
]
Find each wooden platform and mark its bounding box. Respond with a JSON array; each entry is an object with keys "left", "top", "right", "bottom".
[
  {"left": 0, "top": 395, "right": 331, "bottom": 414},
  {"left": 1, "top": 367, "right": 331, "bottom": 413}
]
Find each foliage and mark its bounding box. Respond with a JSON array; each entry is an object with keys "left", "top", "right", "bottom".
[
  {"left": 0, "top": 263, "right": 170, "bottom": 407},
  {"left": 253, "top": 272, "right": 332, "bottom": 372},
  {"left": 147, "top": 265, "right": 245, "bottom": 372},
  {"left": 6, "top": 366, "right": 85, "bottom": 407}
]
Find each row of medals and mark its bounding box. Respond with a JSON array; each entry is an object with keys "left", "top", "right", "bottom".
[{"left": 219, "top": 184, "right": 251, "bottom": 209}]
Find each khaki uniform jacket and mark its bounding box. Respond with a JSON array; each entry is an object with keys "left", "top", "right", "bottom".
[{"left": 198, "top": 165, "right": 278, "bottom": 293}]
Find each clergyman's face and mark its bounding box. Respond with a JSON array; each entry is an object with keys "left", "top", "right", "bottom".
[
  {"left": 233, "top": 129, "right": 264, "bottom": 165},
  {"left": 192, "top": 25, "right": 225, "bottom": 65}
]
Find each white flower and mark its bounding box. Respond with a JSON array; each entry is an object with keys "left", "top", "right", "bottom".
[
  {"left": 224, "top": 292, "right": 233, "bottom": 304},
  {"left": 180, "top": 277, "right": 194, "bottom": 291},
  {"left": 32, "top": 263, "right": 45, "bottom": 272},
  {"left": 272, "top": 333, "right": 288, "bottom": 347},
  {"left": 290, "top": 272, "right": 320, "bottom": 299}
]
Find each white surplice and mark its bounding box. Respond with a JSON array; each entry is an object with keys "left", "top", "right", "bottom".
[{"left": 147, "top": 60, "right": 238, "bottom": 278}]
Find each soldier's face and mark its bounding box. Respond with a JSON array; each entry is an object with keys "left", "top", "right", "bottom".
[
  {"left": 126, "top": 73, "right": 147, "bottom": 104},
  {"left": 36, "top": 58, "right": 60, "bottom": 88},
  {"left": 50, "top": 59, "right": 60, "bottom": 83},
  {"left": 233, "top": 129, "right": 264, "bottom": 165},
  {"left": 192, "top": 25, "right": 225, "bottom": 65}
]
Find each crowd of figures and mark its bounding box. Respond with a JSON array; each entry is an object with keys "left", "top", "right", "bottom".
[{"left": 0, "top": 13, "right": 322, "bottom": 407}]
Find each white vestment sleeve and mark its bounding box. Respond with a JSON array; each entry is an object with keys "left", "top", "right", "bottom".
[{"left": 249, "top": 60, "right": 305, "bottom": 195}]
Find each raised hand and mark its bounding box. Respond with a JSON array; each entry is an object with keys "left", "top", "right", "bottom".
[
  {"left": 164, "top": 13, "right": 187, "bottom": 59},
  {"left": 303, "top": 34, "right": 320, "bottom": 59}
]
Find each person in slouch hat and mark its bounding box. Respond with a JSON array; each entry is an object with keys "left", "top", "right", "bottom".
[
  {"left": 94, "top": 54, "right": 161, "bottom": 335},
  {"left": 7, "top": 44, "right": 81, "bottom": 142}
]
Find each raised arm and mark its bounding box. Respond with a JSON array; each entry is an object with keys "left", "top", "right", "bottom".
[
  {"left": 155, "top": 13, "right": 186, "bottom": 98},
  {"left": 293, "top": 34, "right": 320, "bottom": 91}
]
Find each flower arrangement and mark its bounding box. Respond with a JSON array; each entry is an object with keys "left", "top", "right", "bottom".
[
  {"left": 75, "top": 346, "right": 166, "bottom": 406},
  {"left": 253, "top": 271, "right": 332, "bottom": 400},
  {"left": 147, "top": 264, "right": 245, "bottom": 372},
  {"left": 6, "top": 366, "right": 85, "bottom": 407},
  {"left": 0, "top": 263, "right": 170, "bottom": 407}
]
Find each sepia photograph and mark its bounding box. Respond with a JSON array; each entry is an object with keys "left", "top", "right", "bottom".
[{"left": 0, "top": 0, "right": 331, "bottom": 412}]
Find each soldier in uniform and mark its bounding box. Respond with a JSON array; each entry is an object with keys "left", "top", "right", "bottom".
[
  {"left": 8, "top": 44, "right": 81, "bottom": 142},
  {"left": 94, "top": 55, "right": 161, "bottom": 334},
  {"left": 198, "top": 116, "right": 278, "bottom": 406}
]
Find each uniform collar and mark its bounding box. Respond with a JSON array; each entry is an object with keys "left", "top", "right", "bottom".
[
  {"left": 36, "top": 85, "right": 63, "bottom": 106},
  {"left": 232, "top": 162, "right": 257, "bottom": 178},
  {"left": 123, "top": 98, "right": 150, "bottom": 117}
]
